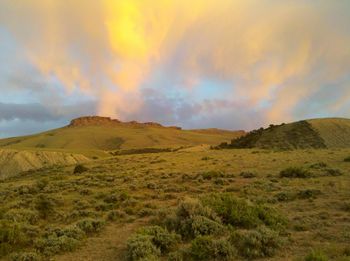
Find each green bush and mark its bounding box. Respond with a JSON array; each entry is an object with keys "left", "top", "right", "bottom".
[
  {"left": 164, "top": 198, "right": 223, "bottom": 239},
  {"left": 35, "top": 226, "right": 84, "bottom": 256},
  {"left": 279, "top": 167, "right": 312, "bottom": 178},
  {"left": 240, "top": 172, "right": 256, "bottom": 178},
  {"left": 324, "top": 168, "right": 342, "bottom": 176},
  {"left": 126, "top": 234, "right": 160, "bottom": 261},
  {"left": 35, "top": 179, "right": 48, "bottom": 191},
  {"left": 190, "top": 236, "right": 236, "bottom": 261},
  {"left": 76, "top": 219, "right": 105, "bottom": 234},
  {"left": 0, "top": 221, "right": 36, "bottom": 256},
  {"left": 107, "top": 210, "right": 126, "bottom": 221},
  {"left": 10, "top": 252, "right": 41, "bottom": 261},
  {"left": 190, "top": 216, "right": 225, "bottom": 237},
  {"left": 4, "top": 209, "right": 39, "bottom": 225},
  {"left": 168, "top": 250, "right": 185, "bottom": 261},
  {"left": 201, "top": 171, "right": 224, "bottom": 180},
  {"left": 73, "top": 164, "right": 89, "bottom": 174},
  {"left": 274, "top": 192, "right": 296, "bottom": 202},
  {"left": 35, "top": 195, "right": 56, "bottom": 219},
  {"left": 304, "top": 250, "right": 328, "bottom": 261},
  {"left": 230, "top": 226, "right": 282, "bottom": 258},
  {"left": 297, "top": 189, "right": 322, "bottom": 199},
  {"left": 201, "top": 193, "right": 286, "bottom": 230},
  {"left": 138, "top": 226, "right": 179, "bottom": 253}
]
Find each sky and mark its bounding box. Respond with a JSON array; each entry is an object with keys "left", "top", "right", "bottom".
[{"left": 0, "top": 0, "right": 350, "bottom": 138}]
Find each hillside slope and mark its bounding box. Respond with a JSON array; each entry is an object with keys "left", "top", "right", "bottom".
[
  {"left": 220, "top": 118, "right": 350, "bottom": 150},
  {"left": 0, "top": 149, "right": 88, "bottom": 179},
  {"left": 0, "top": 116, "right": 244, "bottom": 154}
]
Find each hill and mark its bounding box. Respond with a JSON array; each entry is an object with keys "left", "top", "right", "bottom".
[
  {"left": 219, "top": 117, "right": 350, "bottom": 150},
  {"left": 0, "top": 116, "right": 244, "bottom": 156},
  {"left": 0, "top": 149, "right": 88, "bottom": 179}
]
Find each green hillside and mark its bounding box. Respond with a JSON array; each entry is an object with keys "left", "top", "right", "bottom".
[
  {"left": 0, "top": 116, "right": 244, "bottom": 156},
  {"left": 220, "top": 118, "right": 350, "bottom": 150}
]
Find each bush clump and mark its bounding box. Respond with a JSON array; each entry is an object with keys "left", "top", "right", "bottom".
[
  {"left": 35, "top": 226, "right": 84, "bottom": 256},
  {"left": 10, "top": 252, "right": 41, "bottom": 261},
  {"left": 344, "top": 156, "right": 350, "bottom": 162},
  {"left": 279, "top": 167, "right": 312, "bottom": 178},
  {"left": 76, "top": 219, "right": 105, "bottom": 234},
  {"left": 304, "top": 250, "right": 329, "bottom": 261},
  {"left": 0, "top": 221, "right": 35, "bottom": 256},
  {"left": 201, "top": 193, "right": 286, "bottom": 230},
  {"left": 35, "top": 195, "right": 56, "bottom": 219},
  {"left": 126, "top": 234, "right": 160, "bottom": 261},
  {"left": 240, "top": 172, "right": 256, "bottom": 179},
  {"left": 73, "top": 164, "right": 89, "bottom": 174},
  {"left": 164, "top": 198, "right": 224, "bottom": 239},
  {"left": 190, "top": 236, "right": 236, "bottom": 261},
  {"left": 230, "top": 226, "right": 283, "bottom": 258},
  {"left": 137, "top": 226, "right": 179, "bottom": 253}
]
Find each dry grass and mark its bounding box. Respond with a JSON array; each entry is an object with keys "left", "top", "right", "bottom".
[{"left": 0, "top": 147, "right": 350, "bottom": 260}]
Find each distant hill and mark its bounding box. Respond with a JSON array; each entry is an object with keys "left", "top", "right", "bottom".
[
  {"left": 219, "top": 118, "right": 350, "bottom": 150},
  {"left": 0, "top": 116, "right": 244, "bottom": 156}
]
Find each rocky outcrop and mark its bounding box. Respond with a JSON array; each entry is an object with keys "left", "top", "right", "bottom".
[
  {"left": 68, "top": 116, "right": 180, "bottom": 129},
  {"left": 69, "top": 116, "right": 121, "bottom": 127}
]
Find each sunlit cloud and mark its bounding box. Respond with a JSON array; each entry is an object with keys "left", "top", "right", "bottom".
[{"left": 0, "top": 0, "right": 349, "bottom": 131}]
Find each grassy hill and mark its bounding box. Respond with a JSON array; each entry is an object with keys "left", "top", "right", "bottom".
[
  {"left": 220, "top": 118, "right": 350, "bottom": 150},
  {"left": 0, "top": 116, "right": 244, "bottom": 157}
]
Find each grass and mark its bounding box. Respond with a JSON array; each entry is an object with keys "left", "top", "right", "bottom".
[
  {"left": 0, "top": 147, "right": 350, "bottom": 260},
  {"left": 0, "top": 124, "right": 242, "bottom": 155}
]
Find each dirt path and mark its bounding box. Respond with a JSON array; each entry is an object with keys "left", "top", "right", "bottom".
[{"left": 54, "top": 220, "right": 146, "bottom": 261}]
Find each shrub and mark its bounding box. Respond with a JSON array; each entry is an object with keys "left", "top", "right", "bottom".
[
  {"left": 10, "top": 252, "right": 41, "bottom": 261},
  {"left": 138, "top": 226, "right": 179, "bottom": 253},
  {"left": 126, "top": 234, "right": 160, "bottom": 261},
  {"left": 309, "top": 162, "right": 328, "bottom": 169},
  {"left": 35, "top": 226, "right": 84, "bottom": 256},
  {"left": 344, "top": 156, "right": 350, "bottom": 162},
  {"left": 190, "top": 236, "right": 236, "bottom": 261},
  {"left": 107, "top": 210, "right": 126, "bottom": 221},
  {"left": 324, "top": 168, "right": 342, "bottom": 176},
  {"left": 304, "top": 250, "right": 328, "bottom": 261},
  {"left": 190, "top": 216, "right": 225, "bottom": 237},
  {"left": 201, "top": 171, "right": 224, "bottom": 180},
  {"left": 201, "top": 193, "right": 286, "bottom": 230},
  {"left": 297, "top": 189, "right": 322, "bottom": 199},
  {"left": 168, "top": 250, "right": 184, "bottom": 261},
  {"left": 279, "top": 167, "right": 312, "bottom": 178},
  {"left": 164, "top": 198, "right": 223, "bottom": 239},
  {"left": 230, "top": 226, "right": 282, "bottom": 258},
  {"left": 76, "top": 219, "right": 105, "bottom": 234},
  {"left": 35, "top": 179, "right": 48, "bottom": 191},
  {"left": 0, "top": 221, "right": 35, "bottom": 256},
  {"left": 4, "top": 209, "right": 39, "bottom": 225},
  {"left": 240, "top": 172, "right": 256, "bottom": 179},
  {"left": 274, "top": 192, "right": 296, "bottom": 202},
  {"left": 35, "top": 195, "right": 55, "bottom": 219},
  {"left": 73, "top": 164, "right": 89, "bottom": 174}
]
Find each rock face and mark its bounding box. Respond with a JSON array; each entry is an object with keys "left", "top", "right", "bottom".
[
  {"left": 68, "top": 116, "right": 181, "bottom": 129},
  {"left": 69, "top": 116, "right": 121, "bottom": 127}
]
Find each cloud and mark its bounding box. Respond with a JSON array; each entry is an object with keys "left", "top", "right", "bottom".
[
  {"left": 0, "top": 101, "right": 96, "bottom": 122},
  {"left": 0, "top": 0, "right": 349, "bottom": 132}
]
